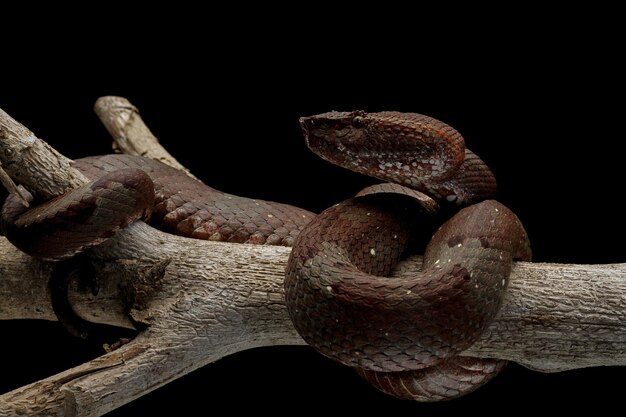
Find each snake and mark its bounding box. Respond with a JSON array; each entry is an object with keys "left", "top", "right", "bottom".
[{"left": 0, "top": 110, "right": 531, "bottom": 401}]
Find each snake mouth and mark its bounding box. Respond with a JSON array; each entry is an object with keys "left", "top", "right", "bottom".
[{"left": 299, "top": 113, "right": 365, "bottom": 162}]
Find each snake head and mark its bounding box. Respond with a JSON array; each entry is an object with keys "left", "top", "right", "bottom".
[
  {"left": 300, "top": 110, "right": 465, "bottom": 177},
  {"left": 300, "top": 111, "right": 473, "bottom": 202}
]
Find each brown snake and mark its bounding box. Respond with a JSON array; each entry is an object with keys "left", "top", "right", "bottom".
[{"left": 1, "top": 111, "right": 530, "bottom": 401}]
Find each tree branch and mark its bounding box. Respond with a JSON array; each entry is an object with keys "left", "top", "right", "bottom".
[
  {"left": 93, "top": 96, "right": 197, "bottom": 179},
  {"left": 1, "top": 100, "right": 625, "bottom": 415},
  {"left": 0, "top": 108, "right": 88, "bottom": 200}
]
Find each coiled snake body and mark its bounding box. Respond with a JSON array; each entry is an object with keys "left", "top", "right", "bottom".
[{"left": 1, "top": 111, "right": 530, "bottom": 401}]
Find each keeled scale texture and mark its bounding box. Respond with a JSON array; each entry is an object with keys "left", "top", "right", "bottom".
[
  {"left": 357, "top": 357, "right": 507, "bottom": 401},
  {"left": 73, "top": 155, "right": 315, "bottom": 247}
]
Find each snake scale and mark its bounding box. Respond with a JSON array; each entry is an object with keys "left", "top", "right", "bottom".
[{"left": 0, "top": 110, "right": 531, "bottom": 401}]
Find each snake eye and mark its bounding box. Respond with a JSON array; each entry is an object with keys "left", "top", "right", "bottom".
[{"left": 353, "top": 116, "right": 364, "bottom": 126}]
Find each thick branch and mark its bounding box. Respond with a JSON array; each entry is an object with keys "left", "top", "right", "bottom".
[
  {"left": 0, "top": 238, "right": 134, "bottom": 329},
  {"left": 3, "top": 218, "right": 625, "bottom": 371},
  {"left": 2, "top": 221, "right": 626, "bottom": 415}
]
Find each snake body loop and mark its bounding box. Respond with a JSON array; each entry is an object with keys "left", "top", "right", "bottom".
[
  {"left": 285, "top": 111, "right": 531, "bottom": 400},
  {"left": 286, "top": 198, "right": 530, "bottom": 370},
  {"left": 1, "top": 111, "right": 530, "bottom": 401}
]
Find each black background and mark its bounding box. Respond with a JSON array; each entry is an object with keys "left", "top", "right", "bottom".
[{"left": 1, "top": 14, "right": 625, "bottom": 416}]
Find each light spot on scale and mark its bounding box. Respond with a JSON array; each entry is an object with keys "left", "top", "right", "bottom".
[
  {"left": 406, "top": 290, "right": 412, "bottom": 295},
  {"left": 393, "top": 234, "right": 398, "bottom": 239},
  {"left": 456, "top": 243, "right": 462, "bottom": 248},
  {"left": 267, "top": 214, "right": 274, "bottom": 218},
  {"left": 446, "top": 195, "right": 457, "bottom": 202},
  {"left": 434, "top": 259, "right": 440, "bottom": 264},
  {"left": 366, "top": 212, "right": 371, "bottom": 216},
  {"left": 302, "top": 214, "right": 307, "bottom": 218},
  {"left": 475, "top": 283, "right": 479, "bottom": 288},
  {"left": 326, "top": 286, "right": 333, "bottom": 293},
  {"left": 495, "top": 208, "right": 499, "bottom": 212},
  {"left": 502, "top": 279, "right": 506, "bottom": 287},
  {"left": 370, "top": 248, "right": 376, "bottom": 256}
]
